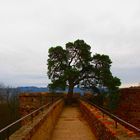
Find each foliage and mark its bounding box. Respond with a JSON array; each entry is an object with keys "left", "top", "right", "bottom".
[
  {"left": 106, "top": 92, "right": 120, "bottom": 111},
  {"left": 0, "top": 84, "right": 20, "bottom": 129},
  {"left": 47, "top": 39, "right": 121, "bottom": 96}
]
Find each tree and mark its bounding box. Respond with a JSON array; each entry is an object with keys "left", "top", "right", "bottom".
[
  {"left": 47, "top": 39, "right": 121, "bottom": 98},
  {"left": 0, "top": 83, "right": 20, "bottom": 120},
  {"left": 0, "top": 83, "right": 20, "bottom": 139}
]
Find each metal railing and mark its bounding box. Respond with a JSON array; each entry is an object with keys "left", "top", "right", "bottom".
[
  {"left": 0, "top": 95, "right": 63, "bottom": 140},
  {"left": 80, "top": 97, "right": 140, "bottom": 134}
]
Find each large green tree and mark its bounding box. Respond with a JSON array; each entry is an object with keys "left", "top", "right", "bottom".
[{"left": 47, "top": 40, "right": 121, "bottom": 97}]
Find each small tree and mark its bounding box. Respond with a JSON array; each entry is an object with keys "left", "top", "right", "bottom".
[
  {"left": 0, "top": 84, "right": 20, "bottom": 121},
  {"left": 47, "top": 40, "right": 121, "bottom": 99}
]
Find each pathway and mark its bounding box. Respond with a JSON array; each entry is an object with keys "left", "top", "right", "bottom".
[{"left": 51, "top": 105, "right": 96, "bottom": 140}]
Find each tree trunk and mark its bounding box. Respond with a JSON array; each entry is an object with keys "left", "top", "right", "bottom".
[
  {"left": 68, "top": 86, "right": 74, "bottom": 96},
  {"left": 66, "top": 85, "right": 74, "bottom": 104}
]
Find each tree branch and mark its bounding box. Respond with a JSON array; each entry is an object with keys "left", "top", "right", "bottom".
[
  {"left": 68, "top": 51, "right": 77, "bottom": 66},
  {"left": 74, "top": 75, "right": 96, "bottom": 85}
]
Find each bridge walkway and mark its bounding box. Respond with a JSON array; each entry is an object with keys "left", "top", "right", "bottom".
[{"left": 51, "top": 104, "right": 96, "bottom": 140}]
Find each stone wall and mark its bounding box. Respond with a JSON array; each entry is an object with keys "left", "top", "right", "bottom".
[
  {"left": 9, "top": 99, "right": 64, "bottom": 140},
  {"left": 79, "top": 100, "right": 140, "bottom": 140},
  {"left": 19, "top": 92, "right": 57, "bottom": 125},
  {"left": 19, "top": 92, "right": 48, "bottom": 114},
  {"left": 116, "top": 88, "right": 140, "bottom": 128}
]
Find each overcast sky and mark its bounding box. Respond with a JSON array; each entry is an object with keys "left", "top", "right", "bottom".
[{"left": 0, "top": 0, "right": 140, "bottom": 87}]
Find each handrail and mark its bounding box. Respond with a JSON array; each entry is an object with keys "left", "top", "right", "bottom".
[
  {"left": 0, "top": 103, "right": 50, "bottom": 133},
  {"left": 0, "top": 96, "right": 62, "bottom": 139},
  {"left": 80, "top": 97, "right": 140, "bottom": 134}
]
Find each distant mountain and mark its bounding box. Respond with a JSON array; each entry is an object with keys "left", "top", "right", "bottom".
[
  {"left": 17, "top": 86, "right": 85, "bottom": 94},
  {"left": 17, "top": 86, "right": 107, "bottom": 95},
  {"left": 18, "top": 86, "right": 49, "bottom": 93}
]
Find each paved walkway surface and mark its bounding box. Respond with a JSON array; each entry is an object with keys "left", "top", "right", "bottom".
[{"left": 51, "top": 105, "right": 96, "bottom": 140}]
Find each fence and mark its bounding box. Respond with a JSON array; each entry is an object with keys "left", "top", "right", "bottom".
[
  {"left": 0, "top": 95, "right": 63, "bottom": 140},
  {"left": 80, "top": 97, "right": 140, "bottom": 134}
]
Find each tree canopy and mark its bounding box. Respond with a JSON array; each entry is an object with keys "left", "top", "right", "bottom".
[{"left": 47, "top": 39, "right": 121, "bottom": 96}]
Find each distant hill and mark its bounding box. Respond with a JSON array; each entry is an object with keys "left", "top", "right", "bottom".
[
  {"left": 17, "top": 86, "right": 108, "bottom": 96},
  {"left": 17, "top": 86, "right": 85, "bottom": 94},
  {"left": 18, "top": 86, "right": 49, "bottom": 93}
]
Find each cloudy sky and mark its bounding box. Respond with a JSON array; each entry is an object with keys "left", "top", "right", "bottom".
[{"left": 0, "top": 0, "right": 140, "bottom": 87}]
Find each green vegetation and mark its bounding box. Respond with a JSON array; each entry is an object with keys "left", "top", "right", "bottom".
[
  {"left": 87, "top": 92, "right": 120, "bottom": 111},
  {"left": 47, "top": 39, "right": 121, "bottom": 101},
  {"left": 0, "top": 84, "right": 20, "bottom": 139}
]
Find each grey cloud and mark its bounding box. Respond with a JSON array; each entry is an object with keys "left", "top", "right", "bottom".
[
  {"left": 112, "top": 66, "right": 140, "bottom": 87},
  {"left": 0, "top": 0, "right": 140, "bottom": 87}
]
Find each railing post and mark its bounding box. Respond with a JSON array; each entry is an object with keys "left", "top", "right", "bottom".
[
  {"left": 31, "top": 114, "right": 33, "bottom": 123},
  {"left": 52, "top": 96, "right": 54, "bottom": 104},
  {"left": 102, "top": 113, "right": 104, "bottom": 118},
  {"left": 6, "top": 128, "right": 9, "bottom": 140},
  {"left": 115, "top": 120, "right": 118, "bottom": 128},
  {"left": 41, "top": 108, "right": 43, "bottom": 114}
]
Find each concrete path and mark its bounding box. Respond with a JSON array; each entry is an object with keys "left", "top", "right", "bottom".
[{"left": 51, "top": 105, "right": 96, "bottom": 140}]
